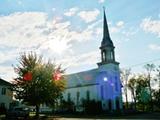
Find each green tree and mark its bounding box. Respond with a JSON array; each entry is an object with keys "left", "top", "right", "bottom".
[
  {"left": 154, "top": 65, "right": 160, "bottom": 110},
  {"left": 135, "top": 75, "right": 150, "bottom": 111},
  {"left": 120, "top": 68, "right": 131, "bottom": 109},
  {"left": 128, "top": 76, "right": 137, "bottom": 110},
  {"left": 144, "top": 63, "right": 155, "bottom": 111},
  {"left": 13, "top": 52, "right": 65, "bottom": 117},
  {"left": 59, "top": 99, "right": 75, "bottom": 113},
  {"left": 155, "top": 65, "right": 160, "bottom": 89},
  {"left": 153, "top": 89, "right": 160, "bottom": 109}
]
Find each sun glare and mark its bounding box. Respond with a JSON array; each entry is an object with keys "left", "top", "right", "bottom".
[
  {"left": 42, "top": 32, "right": 71, "bottom": 54},
  {"left": 48, "top": 39, "right": 68, "bottom": 54}
]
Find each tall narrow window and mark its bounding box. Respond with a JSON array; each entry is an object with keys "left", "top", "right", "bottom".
[
  {"left": 110, "top": 51, "right": 113, "bottom": 60},
  {"left": 101, "top": 85, "right": 104, "bottom": 99},
  {"left": 102, "top": 51, "right": 106, "bottom": 62},
  {"left": 107, "top": 51, "right": 110, "bottom": 61},
  {"left": 67, "top": 92, "right": 71, "bottom": 102},
  {"left": 1, "top": 88, "right": 6, "bottom": 95},
  {"left": 76, "top": 91, "right": 80, "bottom": 105},
  {"left": 86, "top": 90, "right": 90, "bottom": 101},
  {"left": 115, "top": 76, "right": 118, "bottom": 91}
]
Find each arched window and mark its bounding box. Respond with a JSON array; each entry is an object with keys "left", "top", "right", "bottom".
[{"left": 102, "top": 51, "right": 106, "bottom": 62}]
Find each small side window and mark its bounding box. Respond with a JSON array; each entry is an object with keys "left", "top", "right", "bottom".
[
  {"left": 67, "top": 93, "right": 71, "bottom": 102},
  {"left": 1, "top": 88, "right": 6, "bottom": 95}
]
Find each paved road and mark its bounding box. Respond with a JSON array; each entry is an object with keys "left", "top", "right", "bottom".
[
  {"left": 47, "top": 112, "right": 160, "bottom": 120},
  {"left": 1, "top": 112, "right": 160, "bottom": 120}
]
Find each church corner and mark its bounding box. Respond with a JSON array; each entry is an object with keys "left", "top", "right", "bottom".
[{"left": 57, "top": 8, "right": 123, "bottom": 113}]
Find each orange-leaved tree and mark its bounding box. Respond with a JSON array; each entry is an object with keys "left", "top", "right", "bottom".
[{"left": 13, "top": 52, "right": 65, "bottom": 117}]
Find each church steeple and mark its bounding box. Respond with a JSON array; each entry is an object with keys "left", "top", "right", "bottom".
[
  {"left": 98, "top": 8, "right": 118, "bottom": 66},
  {"left": 103, "top": 7, "right": 111, "bottom": 42},
  {"left": 101, "top": 7, "right": 113, "bottom": 47}
]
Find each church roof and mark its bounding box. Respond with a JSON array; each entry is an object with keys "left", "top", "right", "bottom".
[
  {"left": 0, "top": 78, "right": 12, "bottom": 86},
  {"left": 65, "top": 68, "right": 99, "bottom": 88}
]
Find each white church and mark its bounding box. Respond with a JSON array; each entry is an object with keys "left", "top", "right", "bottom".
[{"left": 62, "top": 9, "right": 123, "bottom": 112}]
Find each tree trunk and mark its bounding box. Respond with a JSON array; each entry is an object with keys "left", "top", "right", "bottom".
[
  {"left": 132, "top": 91, "right": 136, "bottom": 110},
  {"left": 125, "top": 88, "right": 128, "bottom": 109},
  {"left": 36, "top": 104, "right": 40, "bottom": 118},
  {"left": 134, "top": 98, "right": 137, "bottom": 110}
]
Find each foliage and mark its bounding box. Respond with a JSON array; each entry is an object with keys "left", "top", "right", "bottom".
[
  {"left": 120, "top": 63, "right": 160, "bottom": 112},
  {"left": 12, "top": 52, "right": 66, "bottom": 117},
  {"left": 153, "top": 89, "right": 160, "bottom": 109},
  {"left": 144, "top": 64, "right": 155, "bottom": 76},
  {"left": 143, "top": 63, "right": 155, "bottom": 111},
  {"left": 120, "top": 68, "right": 131, "bottom": 109},
  {"left": 128, "top": 76, "right": 137, "bottom": 109},
  {"left": 58, "top": 99, "right": 75, "bottom": 113},
  {"left": 82, "top": 99, "right": 102, "bottom": 114},
  {"left": 127, "top": 74, "right": 152, "bottom": 111},
  {"left": 0, "top": 106, "right": 6, "bottom": 115},
  {"left": 135, "top": 75, "right": 151, "bottom": 111},
  {"left": 135, "top": 75, "right": 148, "bottom": 101},
  {"left": 155, "top": 65, "right": 160, "bottom": 89}
]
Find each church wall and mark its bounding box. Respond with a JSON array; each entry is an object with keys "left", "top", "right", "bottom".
[
  {"left": 63, "top": 84, "right": 100, "bottom": 105},
  {"left": 61, "top": 65, "right": 123, "bottom": 111},
  {"left": 96, "top": 63, "right": 122, "bottom": 110}
]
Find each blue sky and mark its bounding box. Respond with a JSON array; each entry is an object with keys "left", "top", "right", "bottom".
[{"left": 0, "top": 0, "right": 160, "bottom": 81}]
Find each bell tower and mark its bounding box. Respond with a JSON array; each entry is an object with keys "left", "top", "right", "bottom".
[{"left": 97, "top": 8, "right": 119, "bottom": 66}]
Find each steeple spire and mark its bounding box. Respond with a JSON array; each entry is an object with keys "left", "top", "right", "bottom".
[
  {"left": 103, "top": 7, "right": 110, "bottom": 40},
  {"left": 97, "top": 7, "right": 118, "bottom": 67},
  {"left": 101, "top": 7, "right": 113, "bottom": 47}
]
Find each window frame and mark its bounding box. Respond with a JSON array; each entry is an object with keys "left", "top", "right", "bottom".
[{"left": 1, "top": 88, "right": 6, "bottom": 95}]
